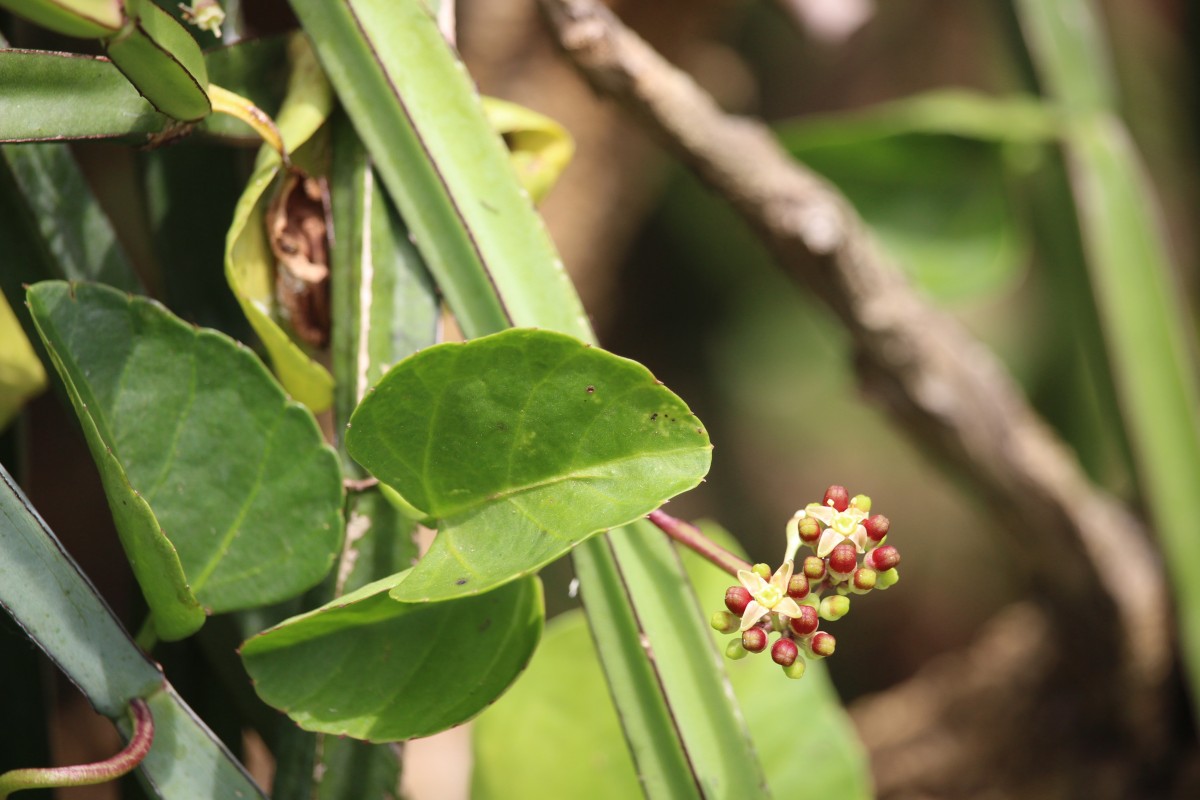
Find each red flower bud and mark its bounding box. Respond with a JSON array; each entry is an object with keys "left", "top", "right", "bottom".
[
  {"left": 863, "top": 514, "right": 890, "bottom": 542},
  {"left": 810, "top": 631, "right": 836, "bottom": 658},
  {"left": 787, "top": 574, "right": 810, "bottom": 599},
  {"left": 771, "top": 637, "right": 799, "bottom": 667},
  {"left": 742, "top": 627, "right": 768, "bottom": 653},
  {"left": 866, "top": 545, "right": 900, "bottom": 572},
  {"left": 828, "top": 543, "right": 858, "bottom": 576},
  {"left": 724, "top": 586, "right": 751, "bottom": 616},
  {"left": 823, "top": 485, "right": 850, "bottom": 512},
  {"left": 789, "top": 604, "right": 819, "bottom": 636},
  {"left": 802, "top": 555, "right": 827, "bottom": 581}
]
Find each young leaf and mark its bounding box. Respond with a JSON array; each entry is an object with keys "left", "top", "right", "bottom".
[
  {"left": 0, "top": 292, "right": 46, "bottom": 430},
  {"left": 224, "top": 34, "right": 335, "bottom": 412},
  {"left": 27, "top": 280, "right": 343, "bottom": 636},
  {"left": 345, "top": 328, "right": 712, "bottom": 603},
  {"left": 482, "top": 97, "right": 574, "bottom": 204},
  {"left": 240, "top": 572, "right": 544, "bottom": 742}
]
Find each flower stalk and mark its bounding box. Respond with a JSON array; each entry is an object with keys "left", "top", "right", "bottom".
[{"left": 647, "top": 509, "right": 752, "bottom": 576}]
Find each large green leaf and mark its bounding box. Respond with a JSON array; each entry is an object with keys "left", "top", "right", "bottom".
[
  {"left": 27, "top": 280, "right": 343, "bottom": 638},
  {"left": 345, "top": 328, "right": 712, "bottom": 603},
  {"left": 240, "top": 571, "right": 544, "bottom": 742}
]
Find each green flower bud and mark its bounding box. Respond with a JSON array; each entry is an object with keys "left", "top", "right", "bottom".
[
  {"left": 726, "top": 638, "right": 749, "bottom": 660},
  {"left": 752, "top": 562, "right": 772, "bottom": 581},
  {"left": 783, "top": 656, "right": 807, "bottom": 679},
  {"left": 710, "top": 610, "right": 739, "bottom": 634},
  {"left": 819, "top": 594, "right": 850, "bottom": 621},
  {"left": 875, "top": 567, "right": 900, "bottom": 590},
  {"left": 850, "top": 494, "right": 872, "bottom": 513}
]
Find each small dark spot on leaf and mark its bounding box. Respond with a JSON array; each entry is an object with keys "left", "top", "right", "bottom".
[
  {"left": 496, "top": 421, "right": 508, "bottom": 431},
  {"left": 696, "top": 427, "right": 703, "bottom": 434},
  {"left": 586, "top": 385, "right": 595, "bottom": 394},
  {"left": 478, "top": 618, "right": 493, "bottom": 633},
  {"left": 650, "top": 413, "right": 658, "bottom": 420},
  {"left": 456, "top": 578, "right": 469, "bottom": 586}
]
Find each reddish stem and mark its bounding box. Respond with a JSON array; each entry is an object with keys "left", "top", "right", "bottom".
[
  {"left": 647, "top": 509, "right": 753, "bottom": 577},
  {"left": 0, "top": 698, "right": 154, "bottom": 797}
]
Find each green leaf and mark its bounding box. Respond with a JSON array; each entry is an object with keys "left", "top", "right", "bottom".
[
  {"left": 0, "top": 49, "right": 167, "bottom": 142},
  {"left": 241, "top": 572, "right": 544, "bottom": 742},
  {"left": 345, "top": 328, "right": 712, "bottom": 602},
  {"left": 136, "top": 686, "right": 267, "bottom": 798},
  {"left": 27, "top": 280, "right": 343, "bottom": 636},
  {"left": 472, "top": 611, "right": 644, "bottom": 800},
  {"left": 0, "top": 464, "right": 163, "bottom": 714},
  {"left": 777, "top": 126, "right": 1027, "bottom": 302},
  {"left": 777, "top": 89, "right": 1061, "bottom": 146},
  {"left": 0, "top": 35, "right": 287, "bottom": 144},
  {"left": 0, "top": 0, "right": 123, "bottom": 38},
  {"left": 0, "top": 143, "right": 141, "bottom": 291},
  {"left": 224, "top": 34, "right": 335, "bottom": 412},
  {"left": 104, "top": 0, "right": 211, "bottom": 122}
]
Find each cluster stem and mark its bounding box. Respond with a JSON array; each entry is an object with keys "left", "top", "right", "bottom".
[{"left": 647, "top": 509, "right": 752, "bottom": 576}]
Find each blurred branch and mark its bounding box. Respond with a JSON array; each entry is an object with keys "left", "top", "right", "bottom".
[{"left": 538, "top": 0, "right": 1168, "bottom": 744}]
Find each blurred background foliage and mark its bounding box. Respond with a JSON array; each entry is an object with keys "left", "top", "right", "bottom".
[{"left": 1, "top": 0, "right": 1198, "bottom": 797}]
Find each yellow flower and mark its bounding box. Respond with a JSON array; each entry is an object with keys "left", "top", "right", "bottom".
[
  {"left": 736, "top": 561, "right": 805, "bottom": 631},
  {"left": 803, "top": 502, "right": 869, "bottom": 558}
]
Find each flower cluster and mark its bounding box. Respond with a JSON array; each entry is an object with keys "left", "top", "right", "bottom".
[{"left": 709, "top": 485, "right": 900, "bottom": 679}]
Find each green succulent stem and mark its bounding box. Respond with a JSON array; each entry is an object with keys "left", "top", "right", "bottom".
[
  {"left": 647, "top": 509, "right": 752, "bottom": 577},
  {"left": 0, "top": 697, "right": 153, "bottom": 798}
]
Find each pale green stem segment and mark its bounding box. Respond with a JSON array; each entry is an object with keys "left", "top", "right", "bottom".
[
  {"left": 1016, "top": 0, "right": 1200, "bottom": 715},
  {"left": 0, "top": 698, "right": 153, "bottom": 798}
]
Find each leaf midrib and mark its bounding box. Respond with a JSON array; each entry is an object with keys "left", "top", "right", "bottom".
[{"left": 429, "top": 444, "right": 709, "bottom": 521}]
